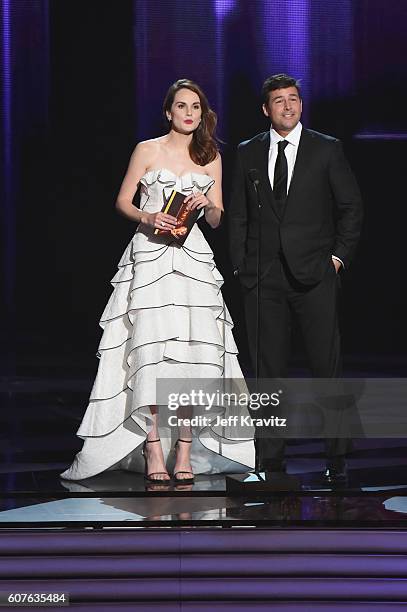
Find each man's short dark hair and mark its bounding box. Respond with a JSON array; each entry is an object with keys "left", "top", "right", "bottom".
[{"left": 261, "top": 74, "right": 301, "bottom": 105}]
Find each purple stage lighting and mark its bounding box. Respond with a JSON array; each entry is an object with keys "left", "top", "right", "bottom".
[
  {"left": 214, "top": 0, "right": 235, "bottom": 19},
  {"left": 262, "top": 0, "right": 310, "bottom": 120}
]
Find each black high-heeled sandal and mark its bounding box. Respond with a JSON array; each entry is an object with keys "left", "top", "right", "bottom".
[
  {"left": 173, "top": 439, "right": 195, "bottom": 485},
  {"left": 142, "top": 439, "right": 170, "bottom": 484}
]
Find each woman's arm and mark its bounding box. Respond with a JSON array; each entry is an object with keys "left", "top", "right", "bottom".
[
  {"left": 115, "top": 142, "right": 151, "bottom": 223},
  {"left": 204, "top": 154, "right": 223, "bottom": 228},
  {"left": 184, "top": 154, "right": 224, "bottom": 229},
  {"left": 115, "top": 142, "right": 177, "bottom": 230}
]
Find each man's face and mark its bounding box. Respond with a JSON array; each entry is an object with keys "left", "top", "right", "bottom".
[{"left": 262, "top": 86, "right": 302, "bottom": 136}]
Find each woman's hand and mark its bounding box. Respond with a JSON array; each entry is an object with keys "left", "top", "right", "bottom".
[
  {"left": 184, "top": 192, "right": 215, "bottom": 211},
  {"left": 141, "top": 211, "right": 178, "bottom": 230}
]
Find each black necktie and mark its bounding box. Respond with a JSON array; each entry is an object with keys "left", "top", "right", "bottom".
[{"left": 273, "top": 140, "right": 288, "bottom": 214}]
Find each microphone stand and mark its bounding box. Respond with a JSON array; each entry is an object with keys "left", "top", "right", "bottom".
[
  {"left": 249, "top": 170, "right": 262, "bottom": 473},
  {"left": 252, "top": 179, "right": 261, "bottom": 384},
  {"left": 225, "top": 169, "right": 301, "bottom": 492}
]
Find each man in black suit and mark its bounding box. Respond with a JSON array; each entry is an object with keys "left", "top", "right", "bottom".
[{"left": 229, "top": 74, "right": 363, "bottom": 480}]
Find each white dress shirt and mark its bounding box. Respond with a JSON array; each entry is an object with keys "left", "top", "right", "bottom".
[
  {"left": 268, "top": 121, "right": 302, "bottom": 192},
  {"left": 268, "top": 122, "right": 344, "bottom": 269}
]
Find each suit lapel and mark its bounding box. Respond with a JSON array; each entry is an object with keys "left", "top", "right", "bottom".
[
  {"left": 256, "top": 132, "right": 281, "bottom": 220},
  {"left": 285, "top": 128, "right": 313, "bottom": 211}
]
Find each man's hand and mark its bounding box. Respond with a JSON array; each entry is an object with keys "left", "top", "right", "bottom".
[{"left": 332, "top": 257, "right": 342, "bottom": 274}]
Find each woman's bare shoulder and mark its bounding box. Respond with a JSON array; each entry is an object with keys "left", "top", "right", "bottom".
[
  {"left": 130, "top": 137, "right": 167, "bottom": 166},
  {"left": 136, "top": 136, "right": 167, "bottom": 152},
  {"left": 203, "top": 152, "right": 222, "bottom": 174}
]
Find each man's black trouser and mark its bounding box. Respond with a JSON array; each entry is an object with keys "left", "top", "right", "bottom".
[{"left": 244, "top": 253, "right": 349, "bottom": 470}]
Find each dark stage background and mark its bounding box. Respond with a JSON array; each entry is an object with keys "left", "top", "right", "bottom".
[{"left": 1, "top": 0, "right": 407, "bottom": 380}]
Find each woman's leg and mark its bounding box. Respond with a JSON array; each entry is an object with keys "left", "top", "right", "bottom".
[
  {"left": 144, "top": 406, "right": 170, "bottom": 481},
  {"left": 174, "top": 406, "right": 193, "bottom": 481}
]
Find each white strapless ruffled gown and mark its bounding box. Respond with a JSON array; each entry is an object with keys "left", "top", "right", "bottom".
[{"left": 61, "top": 169, "right": 254, "bottom": 480}]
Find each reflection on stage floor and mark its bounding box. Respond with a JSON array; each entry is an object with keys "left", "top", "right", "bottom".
[
  {"left": 2, "top": 461, "right": 407, "bottom": 527},
  {"left": 2, "top": 490, "right": 407, "bottom": 527}
]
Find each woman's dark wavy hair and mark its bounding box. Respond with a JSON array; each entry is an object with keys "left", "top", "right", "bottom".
[{"left": 163, "top": 78, "right": 218, "bottom": 167}]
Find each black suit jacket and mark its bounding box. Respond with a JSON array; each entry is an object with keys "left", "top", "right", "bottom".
[{"left": 229, "top": 128, "right": 363, "bottom": 287}]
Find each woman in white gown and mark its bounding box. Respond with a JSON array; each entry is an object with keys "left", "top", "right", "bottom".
[{"left": 61, "top": 79, "right": 254, "bottom": 484}]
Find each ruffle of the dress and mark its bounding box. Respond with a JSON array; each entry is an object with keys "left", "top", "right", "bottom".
[{"left": 139, "top": 167, "right": 215, "bottom": 202}]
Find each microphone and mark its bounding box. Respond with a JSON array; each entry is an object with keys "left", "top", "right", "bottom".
[{"left": 248, "top": 168, "right": 260, "bottom": 186}]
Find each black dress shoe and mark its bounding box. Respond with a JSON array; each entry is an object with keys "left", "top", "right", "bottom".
[{"left": 323, "top": 458, "right": 348, "bottom": 485}]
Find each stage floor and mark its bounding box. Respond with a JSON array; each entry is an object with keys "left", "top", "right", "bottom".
[
  {"left": 2, "top": 373, "right": 407, "bottom": 529},
  {"left": 2, "top": 464, "right": 407, "bottom": 528}
]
